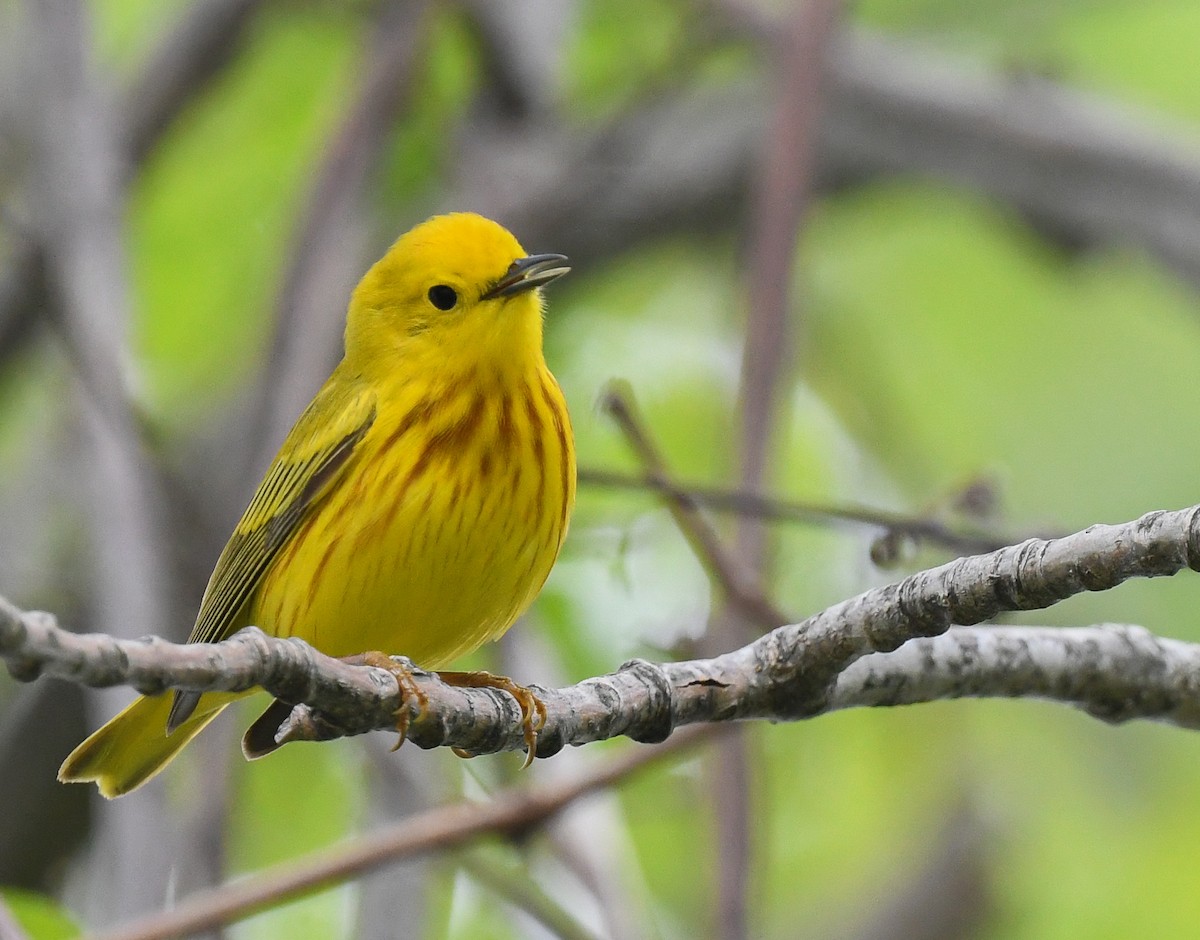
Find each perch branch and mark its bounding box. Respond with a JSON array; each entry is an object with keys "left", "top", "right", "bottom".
[{"left": 5, "top": 505, "right": 1200, "bottom": 755}]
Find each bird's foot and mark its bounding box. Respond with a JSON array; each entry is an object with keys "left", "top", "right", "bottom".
[
  {"left": 435, "top": 671, "right": 547, "bottom": 768},
  {"left": 349, "top": 651, "right": 429, "bottom": 750}
]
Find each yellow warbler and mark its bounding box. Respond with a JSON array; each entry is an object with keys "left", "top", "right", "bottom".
[{"left": 59, "top": 213, "right": 575, "bottom": 798}]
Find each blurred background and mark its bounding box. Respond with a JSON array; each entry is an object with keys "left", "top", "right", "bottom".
[{"left": 4, "top": 0, "right": 1200, "bottom": 937}]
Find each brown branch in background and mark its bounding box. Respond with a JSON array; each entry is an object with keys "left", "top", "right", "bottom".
[
  {"left": 10, "top": 19, "right": 1200, "bottom": 371},
  {"left": 0, "top": 0, "right": 276, "bottom": 909},
  {"left": 720, "top": 3, "right": 844, "bottom": 937},
  {"left": 578, "top": 466, "right": 1035, "bottom": 556},
  {"left": 736, "top": 0, "right": 841, "bottom": 566},
  {"left": 355, "top": 741, "right": 437, "bottom": 937},
  {"left": 25, "top": 0, "right": 185, "bottom": 921},
  {"left": 600, "top": 384, "right": 788, "bottom": 627},
  {"left": 462, "top": 0, "right": 571, "bottom": 121},
  {"left": 121, "top": 0, "right": 267, "bottom": 169},
  {"left": 0, "top": 0, "right": 269, "bottom": 374},
  {"left": 462, "top": 24, "right": 1200, "bottom": 292},
  {"left": 252, "top": 0, "right": 433, "bottom": 455},
  {"left": 23, "top": 0, "right": 171, "bottom": 689},
  {"left": 85, "top": 727, "right": 723, "bottom": 940}
]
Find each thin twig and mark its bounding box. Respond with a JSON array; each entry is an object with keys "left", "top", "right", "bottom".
[
  {"left": 721, "top": 3, "right": 844, "bottom": 935},
  {"left": 578, "top": 467, "right": 1030, "bottom": 558},
  {"left": 736, "top": 0, "right": 841, "bottom": 565},
  {"left": 8, "top": 507, "right": 1200, "bottom": 752},
  {"left": 252, "top": 0, "right": 433, "bottom": 455},
  {"left": 25, "top": 0, "right": 182, "bottom": 920},
  {"left": 456, "top": 850, "right": 607, "bottom": 940},
  {"left": 85, "top": 727, "right": 722, "bottom": 940},
  {"left": 600, "top": 385, "right": 788, "bottom": 627},
  {"left": 0, "top": 0, "right": 269, "bottom": 375},
  {"left": 121, "top": 0, "right": 267, "bottom": 169}
]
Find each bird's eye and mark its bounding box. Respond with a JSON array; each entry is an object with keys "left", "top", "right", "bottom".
[{"left": 427, "top": 285, "right": 458, "bottom": 311}]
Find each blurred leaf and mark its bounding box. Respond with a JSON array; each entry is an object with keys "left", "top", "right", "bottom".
[
  {"left": 1, "top": 888, "right": 79, "bottom": 940},
  {"left": 1053, "top": 0, "right": 1200, "bottom": 121}
]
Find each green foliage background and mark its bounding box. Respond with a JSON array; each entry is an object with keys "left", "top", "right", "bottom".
[{"left": 6, "top": 0, "right": 1200, "bottom": 937}]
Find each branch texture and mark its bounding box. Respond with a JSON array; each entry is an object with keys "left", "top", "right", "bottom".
[{"left": 5, "top": 506, "right": 1200, "bottom": 756}]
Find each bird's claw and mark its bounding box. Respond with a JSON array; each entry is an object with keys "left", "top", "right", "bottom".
[
  {"left": 346, "top": 651, "right": 429, "bottom": 750},
  {"left": 436, "top": 670, "right": 546, "bottom": 767}
]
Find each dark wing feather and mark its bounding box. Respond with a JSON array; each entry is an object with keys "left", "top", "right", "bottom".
[{"left": 167, "top": 381, "right": 376, "bottom": 731}]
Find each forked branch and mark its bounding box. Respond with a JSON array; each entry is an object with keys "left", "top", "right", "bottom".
[{"left": 4, "top": 505, "right": 1200, "bottom": 758}]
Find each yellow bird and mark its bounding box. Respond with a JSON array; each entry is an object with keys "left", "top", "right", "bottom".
[{"left": 60, "top": 213, "right": 575, "bottom": 798}]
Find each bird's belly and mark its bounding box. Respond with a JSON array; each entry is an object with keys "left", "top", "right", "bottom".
[{"left": 252, "top": 443, "right": 562, "bottom": 668}]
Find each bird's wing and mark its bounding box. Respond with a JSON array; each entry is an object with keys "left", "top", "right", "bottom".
[{"left": 187, "top": 380, "right": 377, "bottom": 648}]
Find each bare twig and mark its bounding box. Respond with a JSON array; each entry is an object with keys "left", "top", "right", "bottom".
[
  {"left": 25, "top": 0, "right": 180, "bottom": 919},
  {"left": 85, "top": 727, "right": 722, "bottom": 940},
  {"left": 8, "top": 506, "right": 1200, "bottom": 752},
  {"left": 737, "top": 0, "right": 841, "bottom": 559},
  {"left": 578, "top": 466, "right": 1036, "bottom": 555},
  {"left": 600, "top": 385, "right": 787, "bottom": 627},
  {"left": 718, "top": 3, "right": 844, "bottom": 934},
  {"left": 121, "top": 0, "right": 267, "bottom": 169},
  {"left": 0, "top": 0, "right": 269, "bottom": 374},
  {"left": 253, "top": 0, "right": 433, "bottom": 454},
  {"left": 462, "top": 0, "right": 573, "bottom": 120}
]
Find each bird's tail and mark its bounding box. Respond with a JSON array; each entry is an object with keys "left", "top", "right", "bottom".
[{"left": 58, "top": 691, "right": 239, "bottom": 799}]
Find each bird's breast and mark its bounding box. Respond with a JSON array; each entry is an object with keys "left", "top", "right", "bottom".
[{"left": 253, "top": 371, "right": 575, "bottom": 667}]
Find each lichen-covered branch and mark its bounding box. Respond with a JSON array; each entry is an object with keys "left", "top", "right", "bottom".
[
  {"left": 4, "top": 505, "right": 1200, "bottom": 757},
  {"left": 830, "top": 623, "right": 1200, "bottom": 727}
]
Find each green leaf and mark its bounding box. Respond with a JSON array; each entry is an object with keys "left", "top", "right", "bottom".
[{"left": 1, "top": 888, "right": 80, "bottom": 940}]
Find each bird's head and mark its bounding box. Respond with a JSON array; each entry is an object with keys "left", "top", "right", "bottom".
[{"left": 345, "top": 212, "right": 570, "bottom": 382}]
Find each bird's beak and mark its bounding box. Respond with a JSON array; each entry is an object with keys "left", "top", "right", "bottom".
[{"left": 481, "top": 253, "right": 571, "bottom": 300}]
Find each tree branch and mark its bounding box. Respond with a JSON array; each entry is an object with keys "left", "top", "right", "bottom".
[
  {"left": 577, "top": 466, "right": 1044, "bottom": 556},
  {"left": 252, "top": 0, "right": 432, "bottom": 453},
  {"left": 599, "top": 385, "right": 787, "bottom": 627},
  {"left": 716, "top": 1, "right": 845, "bottom": 932},
  {"left": 829, "top": 623, "right": 1200, "bottom": 725},
  {"left": 6, "top": 505, "right": 1200, "bottom": 757},
  {"left": 464, "top": 28, "right": 1200, "bottom": 294},
  {"left": 85, "top": 727, "right": 722, "bottom": 940},
  {"left": 121, "top": 0, "right": 268, "bottom": 169}
]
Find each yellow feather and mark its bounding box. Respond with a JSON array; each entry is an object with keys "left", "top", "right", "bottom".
[
  {"left": 59, "top": 213, "right": 575, "bottom": 797},
  {"left": 57, "top": 691, "right": 241, "bottom": 799}
]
